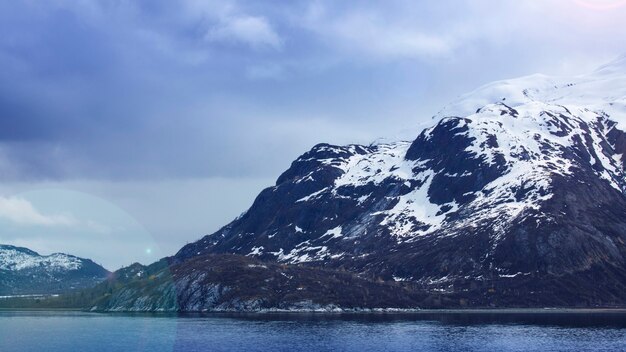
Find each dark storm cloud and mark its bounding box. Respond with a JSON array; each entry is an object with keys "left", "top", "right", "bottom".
[
  {"left": 0, "top": 0, "right": 625, "bottom": 181},
  {"left": 0, "top": 1, "right": 274, "bottom": 179}
]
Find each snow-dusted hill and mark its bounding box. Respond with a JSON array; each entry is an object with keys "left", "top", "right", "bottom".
[
  {"left": 0, "top": 245, "right": 109, "bottom": 295},
  {"left": 170, "top": 57, "right": 626, "bottom": 306},
  {"left": 436, "top": 55, "right": 626, "bottom": 125}
]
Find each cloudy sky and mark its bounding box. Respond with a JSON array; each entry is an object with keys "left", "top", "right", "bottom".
[{"left": 1, "top": 0, "right": 626, "bottom": 270}]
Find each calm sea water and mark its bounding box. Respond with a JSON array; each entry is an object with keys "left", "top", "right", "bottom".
[{"left": 1, "top": 310, "right": 625, "bottom": 352}]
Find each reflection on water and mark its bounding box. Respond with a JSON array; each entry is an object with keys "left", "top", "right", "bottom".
[
  {"left": 196, "top": 309, "right": 626, "bottom": 327},
  {"left": 1, "top": 310, "right": 625, "bottom": 352}
]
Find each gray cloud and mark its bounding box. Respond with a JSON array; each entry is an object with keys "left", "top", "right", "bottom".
[
  {"left": 205, "top": 15, "right": 283, "bottom": 50},
  {"left": 0, "top": 196, "right": 76, "bottom": 226},
  {"left": 1, "top": 0, "right": 625, "bottom": 182}
]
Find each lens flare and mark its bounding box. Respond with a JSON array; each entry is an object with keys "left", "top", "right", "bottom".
[{"left": 574, "top": 0, "right": 626, "bottom": 10}]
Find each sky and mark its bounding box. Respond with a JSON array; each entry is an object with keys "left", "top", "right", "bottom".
[{"left": 1, "top": 0, "right": 626, "bottom": 270}]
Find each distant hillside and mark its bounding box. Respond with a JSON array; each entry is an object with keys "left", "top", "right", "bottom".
[{"left": 0, "top": 244, "right": 110, "bottom": 295}]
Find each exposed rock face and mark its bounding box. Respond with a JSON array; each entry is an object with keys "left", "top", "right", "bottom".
[
  {"left": 91, "top": 255, "right": 429, "bottom": 312},
  {"left": 0, "top": 244, "right": 110, "bottom": 295},
  {"left": 170, "top": 57, "right": 626, "bottom": 307}
]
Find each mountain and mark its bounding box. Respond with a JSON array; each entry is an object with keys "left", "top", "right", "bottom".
[
  {"left": 0, "top": 244, "right": 110, "bottom": 295},
  {"left": 169, "top": 56, "right": 626, "bottom": 308},
  {"left": 80, "top": 56, "right": 626, "bottom": 312}
]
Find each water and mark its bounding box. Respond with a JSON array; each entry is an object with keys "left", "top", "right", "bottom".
[{"left": 1, "top": 310, "right": 626, "bottom": 351}]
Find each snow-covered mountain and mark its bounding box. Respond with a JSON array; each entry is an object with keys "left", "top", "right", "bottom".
[
  {"left": 169, "top": 56, "right": 626, "bottom": 307},
  {"left": 0, "top": 245, "right": 109, "bottom": 295}
]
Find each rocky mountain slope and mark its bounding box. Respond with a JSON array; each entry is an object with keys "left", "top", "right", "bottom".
[
  {"left": 169, "top": 56, "right": 626, "bottom": 307},
  {"left": 88, "top": 254, "right": 438, "bottom": 312},
  {"left": 0, "top": 244, "right": 110, "bottom": 295}
]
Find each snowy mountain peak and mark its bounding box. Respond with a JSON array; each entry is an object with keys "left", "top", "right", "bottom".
[
  {"left": 0, "top": 244, "right": 38, "bottom": 257},
  {"left": 0, "top": 244, "right": 110, "bottom": 295},
  {"left": 0, "top": 244, "right": 83, "bottom": 271},
  {"left": 435, "top": 56, "right": 626, "bottom": 129}
]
